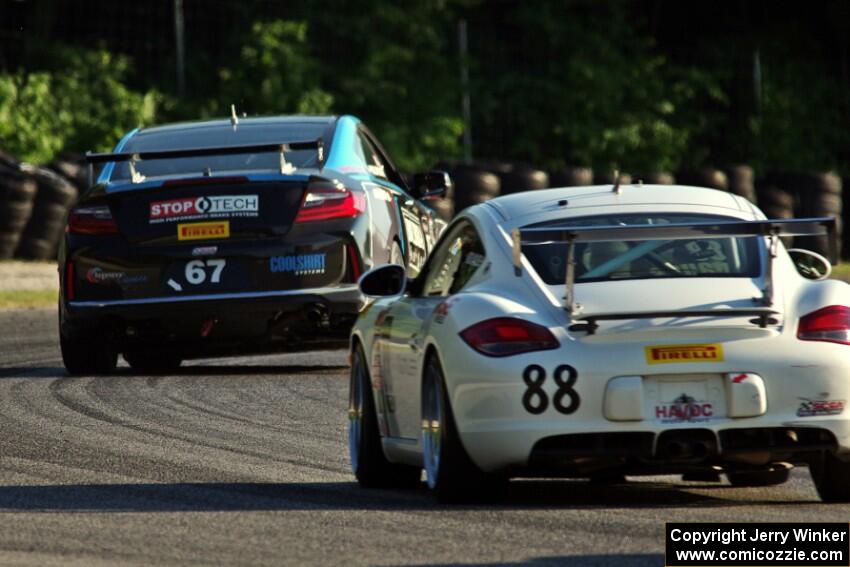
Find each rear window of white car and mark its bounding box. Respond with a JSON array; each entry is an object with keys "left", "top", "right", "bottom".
[{"left": 522, "top": 213, "right": 761, "bottom": 284}]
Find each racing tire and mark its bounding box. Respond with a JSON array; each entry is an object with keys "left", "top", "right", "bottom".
[
  {"left": 348, "top": 343, "right": 421, "bottom": 489},
  {"left": 60, "top": 332, "right": 118, "bottom": 375},
  {"left": 594, "top": 171, "right": 632, "bottom": 185},
  {"left": 498, "top": 165, "right": 549, "bottom": 195},
  {"left": 726, "top": 464, "right": 791, "bottom": 487},
  {"left": 725, "top": 165, "right": 756, "bottom": 203},
  {"left": 811, "top": 453, "right": 850, "bottom": 502},
  {"left": 677, "top": 168, "right": 728, "bottom": 191},
  {"left": 548, "top": 166, "right": 593, "bottom": 188},
  {"left": 422, "top": 355, "right": 506, "bottom": 503},
  {"left": 123, "top": 350, "right": 183, "bottom": 373}
]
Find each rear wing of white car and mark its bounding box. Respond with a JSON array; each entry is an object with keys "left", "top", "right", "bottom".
[
  {"left": 85, "top": 139, "right": 325, "bottom": 185},
  {"left": 512, "top": 217, "right": 836, "bottom": 332}
]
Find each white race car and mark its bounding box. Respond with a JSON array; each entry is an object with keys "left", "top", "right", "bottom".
[{"left": 348, "top": 183, "right": 848, "bottom": 502}]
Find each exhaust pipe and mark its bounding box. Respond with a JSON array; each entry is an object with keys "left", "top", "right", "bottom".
[
  {"left": 663, "top": 440, "right": 712, "bottom": 460},
  {"left": 305, "top": 303, "right": 329, "bottom": 324}
]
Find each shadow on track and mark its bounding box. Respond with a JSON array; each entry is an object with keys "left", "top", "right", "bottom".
[
  {"left": 0, "top": 479, "right": 813, "bottom": 513},
  {"left": 404, "top": 554, "right": 663, "bottom": 567},
  {"left": 0, "top": 365, "right": 348, "bottom": 379}
]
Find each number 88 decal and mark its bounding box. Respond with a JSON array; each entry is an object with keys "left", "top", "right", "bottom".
[{"left": 521, "top": 364, "right": 580, "bottom": 415}]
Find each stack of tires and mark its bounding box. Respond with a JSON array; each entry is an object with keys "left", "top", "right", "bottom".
[
  {"left": 756, "top": 172, "right": 800, "bottom": 250},
  {"left": 790, "top": 172, "right": 842, "bottom": 259},
  {"left": 594, "top": 170, "right": 632, "bottom": 185},
  {"left": 495, "top": 164, "right": 549, "bottom": 195},
  {"left": 428, "top": 173, "right": 455, "bottom": 222},
  {"left": 639, "top": 172, "right": 675, "bottom": 185},
  {"left": 0, "top": 155, "right": 37, "bottom": 259},
  {"left": 448, "top": 164, "right": 500, "bottom": 214},
  {"left": 548, "top": 166, "right": 593, "bottom": 187},
  {"left": 15, "top": 164, "right": 78, "bottom": 260},
  {"left": 724, "top": 165, "right": 757, "bottom": 204},
  {"left": 677, "top": 168, "right": 729, "bottom": 191},
  {"left": 844, "top": 176, "right": 850, "bottom": 260},
  {"left": 756, "top": 172, "right": 796, "bottom": 219}
]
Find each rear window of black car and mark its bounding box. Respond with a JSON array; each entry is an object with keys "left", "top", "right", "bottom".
[
  {"left": 521, "top": 213, "right": 761, "bottom": 284},
  {"left": 111, "top": 121, "right": 329, "bottom": 180}
]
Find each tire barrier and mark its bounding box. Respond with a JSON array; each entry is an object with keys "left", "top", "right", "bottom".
[
  {"left": 844, "top": 177, "right": 850, "bottom": 260},
  {"left": 15, "top": 164, "right": 78, "bottom": 260},
  {"left": 725, "top": 165, "right": 757, "bottom": 203},
  {"left": 450, "top": 164, "right": 500, "bottom": 212},
  {"left": 791, "top": 172, "right": 842, "bottom": 259},
  {"left": 593, "top": 170, "right": 632, "bottom": 185},
  {"left": 756, "top": 173, "right": 796, "bottom": 218},
  {"left": 638, "top": 172, "right": 675, "bottom": 185},
  {"left": 756, "top": 172, "right": 797, "bottom": 249},
  {"left": 676, "top": 168, "right": 728, "bottom": 191},
  {"left": 496, "top": 164, "right": 549, "bottom": 195},
  {"left": 548, "top": 166, "right": 593, "bottom": 187},
  {"left": 428, "top": 197, "right": 454, "bottom": 221},
  {"left": 0, "top": 161, "right": 38, "bottom": 259},
  {"left": 407, "top": 169, "right": 455, "bottom": 222},
  {"left": 48, "top": 154, "right": 88, "bottom": 193}
]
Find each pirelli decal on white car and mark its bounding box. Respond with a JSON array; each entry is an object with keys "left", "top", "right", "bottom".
[
  {"left": 645, "top": 343, "right": 724, "bottom": 364},
  {"left": 150, "top": 195, "right": 259, "bottom": 223}
]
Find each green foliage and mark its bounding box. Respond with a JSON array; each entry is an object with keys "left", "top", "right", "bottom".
[
  {"left": 754, "top": 52, "right": 844, "bottom": 172},
  {"left": 217, "top": 20, "right": 333, "bottom": 116},
  {"left": 473, "top": 2, "right": 727, "bottom": 173},
  {"left": 1, "top": 2, "right": 847, "bottom": 177},
  {"left": 300, "top": 1, "right": 463, "bottom": 170},
  {"left": 0, "top": 73, "right": 67, "bottom": 163},
  {"left": 0, "top": 48, "right": 158, "bottom": 163}
]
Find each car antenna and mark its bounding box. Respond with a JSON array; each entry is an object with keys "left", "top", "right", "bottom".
[
  {"left": 230, "top": 104, "right": 239, "bottom": 130},
  {"left": 611, "top": 170, "right": 622, "bottom": 194}
]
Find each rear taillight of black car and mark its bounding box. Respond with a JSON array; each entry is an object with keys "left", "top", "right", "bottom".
[
  {"left": 294, "top": 180, "right": 365, "bottom": 223},
  {"left": 66, "top": 205, "right": 119, "bottom": 235}
]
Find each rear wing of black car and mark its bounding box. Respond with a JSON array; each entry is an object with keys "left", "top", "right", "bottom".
[
  {"left": 85, "top": 139, "right": 324, "bottom": 185},
  {"left": 511, "top": 217, "right": 836, "bottom": 329}
]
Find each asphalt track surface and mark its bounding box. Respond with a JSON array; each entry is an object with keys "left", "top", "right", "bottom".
[{"left": 0, "top": 308, "right": 848, "bottom": 566}]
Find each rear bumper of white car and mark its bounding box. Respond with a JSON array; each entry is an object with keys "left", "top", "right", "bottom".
[{"left": 445, "top": 335, "right": 850, "bottom": 474}]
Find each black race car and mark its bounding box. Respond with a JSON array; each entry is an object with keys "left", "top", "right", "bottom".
[{"left": 59, "top": 114, "right": 449, "bottom": 374}]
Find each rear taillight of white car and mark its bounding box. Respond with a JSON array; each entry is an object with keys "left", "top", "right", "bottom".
[
  {"left": 459, "top": 317, "right": 559, "bottom": 357},
  {"left": 797, "top": 305, "right": 850, "bottom": 345},
  {"left": 66, "top": 205, "right": 119, "bottom": 235},
  {"left": 295, "top": 180, "right": 365, "bottom": 223}
]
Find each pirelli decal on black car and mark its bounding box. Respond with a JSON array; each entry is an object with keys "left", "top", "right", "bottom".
[
  {"left": 150, "top": 195, "right": 259, "bottom": 223},
  {"left": 178, "top": 221, "right": 230, "bottom": 241}
]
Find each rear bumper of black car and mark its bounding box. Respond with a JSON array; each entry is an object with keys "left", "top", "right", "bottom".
[{"left": 61, "top": 285, "right": 361, "bottom": 358}]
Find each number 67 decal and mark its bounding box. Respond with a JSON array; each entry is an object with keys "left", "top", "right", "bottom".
[
  {"left": 185, "top": 259, "right": 226, "bottom": 285},
  {"left": 521, "top": 364, "right": 580, "bottom": 415}
]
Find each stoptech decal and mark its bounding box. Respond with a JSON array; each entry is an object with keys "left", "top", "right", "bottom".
[
  {"left": 797, "top": 398, "right": 845, "bottom": 417},
  {"left": 645, "top": 343, "right": 724, "bottom": 364},
  {"left": 269, "top": 253, "right": 326, "bottom": 275},
  {"left": 178, "top": 221, "right": 230, "bottom": 241},
  {"left": 149, "top": 195, "right": 258, "bottom": 223}
]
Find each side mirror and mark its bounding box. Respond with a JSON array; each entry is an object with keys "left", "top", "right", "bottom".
[
  {"left": 412, "top": 170, "right": 451, "bottom": 201},
  {"left": 358, "top": 264, "right": 407, "bottom": 297},
  {"left": 788, "top": 248, "right": 832, "bottom": 281}
]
